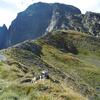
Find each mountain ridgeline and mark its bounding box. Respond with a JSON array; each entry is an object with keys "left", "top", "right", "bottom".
[{"left": 0, "top": 2, "right": 100, "bottom": 49}]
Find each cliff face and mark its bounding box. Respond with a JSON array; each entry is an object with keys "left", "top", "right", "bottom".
[
  {"left": 83, "top": 12, "right": 100, "bottom": 36},
  {"left": 0, "top": 24, "right": 9, "bottom": 49},
  {"left": 9, "top": 2, "right": 81, "bottom": 45},
  {"left": 47, "top": 11, "right": 100, "bottom": 36}
]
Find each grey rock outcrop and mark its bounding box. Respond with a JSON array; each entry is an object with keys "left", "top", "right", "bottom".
[
  {"left": 0, "top": 24, "right": 9, "bottom": 49},
  {"left": 83, "top": 12, "right": 100, "bottom": 36}
]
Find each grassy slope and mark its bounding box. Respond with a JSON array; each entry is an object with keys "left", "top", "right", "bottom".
[{"left": 0, "top": 30, "right": 100, "bottom": 100}]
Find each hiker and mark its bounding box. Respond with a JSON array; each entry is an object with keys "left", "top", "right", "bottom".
[
  {"left": 40, "top": 70, "right": 49, "bottom": 79},
  {"left": 31, "top": 77, "right": 36, "bottom": 83}
]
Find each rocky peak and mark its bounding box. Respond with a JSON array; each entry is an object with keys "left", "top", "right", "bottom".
[
  {"left": 2, "top": 24, "right": 7, "bottom": 30},
  {"left": 0, "top": 24, "right": 8, "bottom": 49},
  {"left": 9, "top": 2, "right": 81, "bottom": 45},
  {"left": 52, "top": 3, "right": 81, "bottom": 15},
  {"left": 83, "top": 11, "right": 100, "bottom": 36},
  {"left": 1, "top": 2, "right": 98, "bottom": 47}
]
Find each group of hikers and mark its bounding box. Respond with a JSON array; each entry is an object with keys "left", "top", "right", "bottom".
[
  {"left": 21, "top": 70, "right": 59, "bottom": 84},
  {"left": 21, "top": 70, "right": 49, "bottom": 83},
  {"left": 31, "top": 70, "right": 49, "bottom": 83}
]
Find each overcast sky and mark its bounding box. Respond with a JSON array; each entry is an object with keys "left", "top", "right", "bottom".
[{"left": 0, "top": 0, "right": 100, "bottom": 28}]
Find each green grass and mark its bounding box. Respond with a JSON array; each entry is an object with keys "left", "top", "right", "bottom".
[{"left": 0, "top": 30, "right": 100, "bottom": 100}]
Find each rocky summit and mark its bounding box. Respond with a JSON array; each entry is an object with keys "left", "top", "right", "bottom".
[
  {"left": 9, "top": 2, "right": 81, "bottom": 45},
  {"left": 8, "top": 2, "right": 100, "bottom": 46}
]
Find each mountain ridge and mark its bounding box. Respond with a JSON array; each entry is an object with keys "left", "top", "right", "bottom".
[
  {"left": 9, "top": 2, "right": 81, "bottom": 45},
  {"left": 8, "top": 2, "right": 100, "bottom": 46},
  {"left": 0, "top": 2, "right": 100, "bottom": 49},
  {"left": 0, "top": 30, "right": 100, "bottom": 100}
]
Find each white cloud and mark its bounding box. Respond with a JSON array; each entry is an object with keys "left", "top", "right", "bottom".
[
  {"left": 0, "top": 0, "right": 100, "bottom": 27},
  {"left": 0, "top": 0, "right": 34, "bottom": 27},
  {"left": 67, "top": 0, "right": 100, "bottom": 13},
  {"left": 0, "top": 9, "right": 17, "bottom": 28}
]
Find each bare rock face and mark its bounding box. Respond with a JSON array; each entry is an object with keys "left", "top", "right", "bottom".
[
  {"left": 47, "top": 11, "right": 100, "bottom": 36},
  {"left": 9, "top": 2, "right": 81, "bottom": 45},
  {"left": 0, "top": 24, "right": 9, "bottom": 49},
  {"left": 83, "top": 12, "right": 100, "bottom": 36}
]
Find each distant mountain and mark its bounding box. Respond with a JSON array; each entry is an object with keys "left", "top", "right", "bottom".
[
  {"left": 9, "top": 2, "right": 100, "bottom": 46},
  {"left": 0, "top": 2, "right": 100, "bottom": 49},
  {"left": 0, "top": 24, "right": 8, "bottom": 49}
]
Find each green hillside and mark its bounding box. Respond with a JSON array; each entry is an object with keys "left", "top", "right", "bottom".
[{"left": 0, "top": 30, "right": 100, "bottom": 100}]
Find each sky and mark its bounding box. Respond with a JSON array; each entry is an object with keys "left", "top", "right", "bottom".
[{"left": 0, "top": 0, "right": 100, "bottom": 28}]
